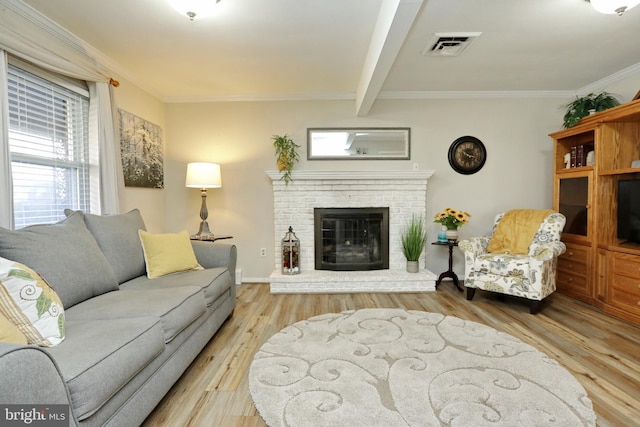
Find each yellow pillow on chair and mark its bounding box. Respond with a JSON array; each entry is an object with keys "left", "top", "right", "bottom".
[{"left": 138, "top": 230, "right": 202, "bottom": 279}]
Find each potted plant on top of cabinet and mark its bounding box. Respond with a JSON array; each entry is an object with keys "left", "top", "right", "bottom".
[{"left": 562, "top": 92, "right": 621, "bottom": 128}]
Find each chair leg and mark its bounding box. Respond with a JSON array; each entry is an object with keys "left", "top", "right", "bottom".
[
  {"left": 466, "top": 288, "right": 476, "bottom": 301},
  {"left": 529, "top": 300, "right": 541, "bottom": 315}
]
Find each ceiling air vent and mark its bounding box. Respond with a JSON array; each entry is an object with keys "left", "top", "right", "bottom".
[{"left": 423, "top": 32, "right": 481, "bottom": 57}]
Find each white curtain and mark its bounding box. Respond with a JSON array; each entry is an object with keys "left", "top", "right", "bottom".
[
  {"left": 0, "top": 50, "right": 13, "bottom": 228},
  {"left": 90, "top": 82, "right": 122, "bottom": 214},
  {"left": 0, "top": 0, "right": 121, "bottom": 220}
]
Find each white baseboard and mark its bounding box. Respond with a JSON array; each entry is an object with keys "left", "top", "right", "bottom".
[{"left": 239, "top": 277, "right": 270, "bottom": 284}]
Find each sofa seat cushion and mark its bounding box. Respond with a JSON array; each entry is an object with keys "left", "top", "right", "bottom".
[
  {"left": 65, "top": 287, "right": 206, "bottom": 343},
  {"left": 120, "top": 267, "right": 230, "bottom": 307},
  {"left": 475, "top": 253, "right": 531, "bottom": 277},
  {"left": 46, "top": 317, "right": 164, "bottom": 421}
]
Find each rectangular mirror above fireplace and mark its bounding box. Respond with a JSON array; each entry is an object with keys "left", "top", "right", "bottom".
[{"left": 307, "top": 127, "right": 410, "bottom": 160}]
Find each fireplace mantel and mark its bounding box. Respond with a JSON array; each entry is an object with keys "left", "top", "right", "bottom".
[
  {"left": 267, "top": 169, "right": 437, "bottom": 293},
  {"left": 266, "top": 170, "right": 434, "bottom": 181}
]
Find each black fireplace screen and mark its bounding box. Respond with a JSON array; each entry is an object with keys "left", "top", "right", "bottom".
[{"left": 314, "top": 207, "right": 389, "bottom": 271}]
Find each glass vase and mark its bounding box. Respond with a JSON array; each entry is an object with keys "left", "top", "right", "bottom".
[{"left": 437, "top": 226, "right": 448, "bottom": 243}]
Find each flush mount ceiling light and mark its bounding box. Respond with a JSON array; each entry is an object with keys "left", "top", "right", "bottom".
[
  {"left": 167, "top": 0, "right": 221, "bottom": 21},
  {"left": 587, "top": 0, "right": 640, "bottom": 15}
]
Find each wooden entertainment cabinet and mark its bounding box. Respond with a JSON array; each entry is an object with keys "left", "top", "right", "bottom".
[{"left": 550, "top": 99, "right": 640, "bottom": 326}]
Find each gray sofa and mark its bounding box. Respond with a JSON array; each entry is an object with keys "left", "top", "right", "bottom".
[{"left": 0, "top": 210, "right": 237, "bottom": 426}]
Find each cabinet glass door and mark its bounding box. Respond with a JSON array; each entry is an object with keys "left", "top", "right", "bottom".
[{"left": 559, "top": 177, "right": 589, "bottom": 236}]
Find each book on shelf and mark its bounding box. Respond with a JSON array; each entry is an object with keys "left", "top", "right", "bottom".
[
  {"left": 569, "top": 143, "right": 594, "bottom": 168},
  {"left": 576, "top": 145, "right": 584, "bottom": 167}
]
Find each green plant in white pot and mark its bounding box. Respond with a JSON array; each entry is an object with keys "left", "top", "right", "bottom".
[
  {"left": 272, "top": 134, "right": 300, "bottom": 185},
  {"left": 562, "top": 92, "right": 621, "bottom": 128},
  {"left": 401, "top": 213, "right": 427, "bottom": 273}
]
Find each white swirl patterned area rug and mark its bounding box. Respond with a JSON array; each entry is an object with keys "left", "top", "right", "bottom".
[{"left": 249, "top": 308, "right": 595, "bottom": 427}]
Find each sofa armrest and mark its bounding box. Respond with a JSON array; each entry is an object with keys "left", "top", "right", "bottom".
[
  {"left": 0, "top": 343, "right": 76, "bottom": 425},
  {"left": 191, "top": 242, "right": 237, "bottom": 273}
]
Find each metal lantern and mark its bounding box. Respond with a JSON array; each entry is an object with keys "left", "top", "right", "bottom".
[{"left": 281, "top": 226, "right": 300, "bottom": 275}]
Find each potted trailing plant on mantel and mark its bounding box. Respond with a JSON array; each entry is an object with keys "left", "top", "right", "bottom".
[
  {"left": 401, "top": 213, "right": 428, "bottom": 273},
  {"left": 562, "top": 92, "right": 621, "bottom": 128},
  {"left": 272, "top": 134, "right": 300, "bottom": 185}
]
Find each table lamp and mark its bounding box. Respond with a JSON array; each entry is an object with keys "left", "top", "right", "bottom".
[{"left": 185, "top": 162, "right": 222, "bottom": 238}]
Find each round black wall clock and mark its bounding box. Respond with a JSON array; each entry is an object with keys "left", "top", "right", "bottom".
[{"left": 448, "top": 136, "right": 487, "bottom": 175}]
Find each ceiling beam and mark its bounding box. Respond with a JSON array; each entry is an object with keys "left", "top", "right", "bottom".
[{"left": 355, "top": 0, "right": 424, "bottom": 117}]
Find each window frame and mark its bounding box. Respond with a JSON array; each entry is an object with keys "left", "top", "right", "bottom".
[{"left": 7, "top": 57, "right": 97, "bottom": 229}]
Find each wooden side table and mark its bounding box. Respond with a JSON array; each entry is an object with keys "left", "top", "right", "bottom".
[
  {"left": 190, "top": 235, "right": 233, "bottom": 242},
  {"left": 431, "top": 241, "right": 463, "bottom": 292}
]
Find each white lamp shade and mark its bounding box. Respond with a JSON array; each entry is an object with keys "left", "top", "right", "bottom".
[
  {"left": 590, "top": 0, "right": 640, "bottom": 14},
  {"left": 186, "top": 163, "right": 222, "bottom": 189}
]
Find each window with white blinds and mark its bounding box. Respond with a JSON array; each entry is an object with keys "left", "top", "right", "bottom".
[{"left": 7, "top": 63, "right": 92, "bottom": 228}]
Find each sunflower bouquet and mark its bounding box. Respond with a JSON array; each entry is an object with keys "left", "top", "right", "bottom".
[{"left": 433, "top": 207, "right": 471, "bottom": 229}]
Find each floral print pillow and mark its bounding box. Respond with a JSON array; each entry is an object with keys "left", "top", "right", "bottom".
[{"left": 0, "top": 256, "right": 65, "bottom": 346}]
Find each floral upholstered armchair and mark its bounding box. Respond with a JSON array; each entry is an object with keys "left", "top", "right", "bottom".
[{"left": 458, "top": 210, "right": 566, "bottom": 314}]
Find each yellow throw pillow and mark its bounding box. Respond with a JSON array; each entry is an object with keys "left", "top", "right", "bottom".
[
  {"left": 0, "top": 257, "right": 65, "bottom": 346},
  {"left": 139, "top": 230, "right": 203, "bottom": 279},
  {"left": 0, "top": 311, "right": 28, "bottom": 345}
]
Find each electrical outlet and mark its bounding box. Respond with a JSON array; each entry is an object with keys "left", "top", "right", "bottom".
[
  {"left": 413, "top": 162, "right": 419, "bottom": 171},
  {"left": 260, "top": 248, "right": 267, "bottom": 257}
]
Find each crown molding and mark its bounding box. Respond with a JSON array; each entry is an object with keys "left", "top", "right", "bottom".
[
  {"left": 1, "top": 0, "right": 164, "bottom": 100},
  {"left": 577, "top": 61, "right": 640, "bottom": 96},
  {"left": 377, "top": 90, "right": 576, "bottom": 99},
  {"left": 1, "top": 0, "right": 85, "bottom": 53},
  {"left": 164, "top": 92, "right": 357, "bottom": 103},
  {"left": 165, "top": 90, "right": 580, "bottom": 104}
]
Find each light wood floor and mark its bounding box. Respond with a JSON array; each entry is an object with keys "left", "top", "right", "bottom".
[{"left": 143, "top": 282, "right": 640, "bottom": 427}]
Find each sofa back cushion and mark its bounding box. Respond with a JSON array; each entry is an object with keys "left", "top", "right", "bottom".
[
  {"left": 78, "top": 209, "right": 147, "bottom": 284},
  {"left": 0, "top": 212, "right": 119, "bottom": 308}
]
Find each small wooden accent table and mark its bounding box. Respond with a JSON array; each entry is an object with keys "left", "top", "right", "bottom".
[
  {"left": 190, "top": 235, "right": 233, "bottom": 242},
  {"left": 431, "top": 241, "right": 463, "bottom": 292}
]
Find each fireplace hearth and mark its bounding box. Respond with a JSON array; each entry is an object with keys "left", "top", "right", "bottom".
[{"left": 315, "top": 208, "right": 389, "bottom": 271}]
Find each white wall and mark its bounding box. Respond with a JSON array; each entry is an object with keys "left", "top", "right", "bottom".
[
  {"left": 114, "top": 71, "right": 640, "bottom": 283},
  {"left": 162, "top": 96, "right": 564, "bottom": 281},
  {"left": 112, "top": 75, "right": 167, "bottom": 233}
]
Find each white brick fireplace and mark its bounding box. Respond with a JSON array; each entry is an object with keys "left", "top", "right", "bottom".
[{"left": 267, "top": 170, "right": 437, "bottom": 293}]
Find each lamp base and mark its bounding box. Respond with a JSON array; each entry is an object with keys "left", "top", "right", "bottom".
[
  {"left": 193, "top": 220, "right": 214, "bottom": 238},
  {"left": 193, "top": 190, "right": 214, "bottom": 239}
]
